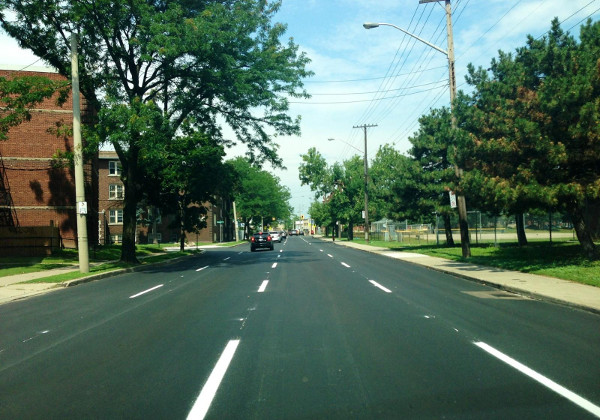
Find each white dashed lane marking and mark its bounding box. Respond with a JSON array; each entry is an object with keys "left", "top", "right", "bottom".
[{"left": 129, "top": 284, "right": 163, "bottom": 299}]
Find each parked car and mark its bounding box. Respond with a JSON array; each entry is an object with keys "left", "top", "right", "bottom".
[
  {"left": 250, "top": 231, "right": 274, "bottom": 252},
  {"left": 280, "top": 230, "right": 287, "bottom": 239},
  {"left": 269, "top": 231, "right": 282, "bottom": 243}
]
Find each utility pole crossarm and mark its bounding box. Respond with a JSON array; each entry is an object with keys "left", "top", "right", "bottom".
[{"left": 352, "top": 124, "right": 377, "bottom": 243}]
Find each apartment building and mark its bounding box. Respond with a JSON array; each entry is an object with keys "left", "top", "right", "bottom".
[
  {"left": 0, "top": 68, "right": 98, "bottom": 249},
  {"left": 97, "top": 153, "right": 234, "bottom": 245}
]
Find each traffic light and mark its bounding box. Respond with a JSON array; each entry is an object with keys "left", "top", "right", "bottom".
[{"left": 301, "top": 215, "right": 304, "bottom": 220}]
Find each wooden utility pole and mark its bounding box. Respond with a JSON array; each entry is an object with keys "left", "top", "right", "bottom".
[
  {"left": 353, "top": 123, "right": 377, "bottom": 242},
  {"left": 419, "top": 0, "right": 470, "bottom": 257},
  {"left": 71, "top": 34, "right": 89, "bottom": 272}
]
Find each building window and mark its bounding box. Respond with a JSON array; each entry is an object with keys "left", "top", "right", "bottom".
[
  {"left": 110, "top": 234, "right": 123, "bottom": 244},
  {"left": 109, "top": 184, "right": 124, "bottom": 199},
  {"left": 109, "top": 161, "right": 122, "bottom": 176},
  {"left": 109, "top": 209, "right": 123, "bottom": 224}
]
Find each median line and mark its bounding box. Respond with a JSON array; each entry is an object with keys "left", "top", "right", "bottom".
[
  {"left": 129, "top": 284, "right": 163, "bottom": 299},
  {"left": 258, "top": 280, "right": 269, "bottom": 293},
  {"left": 187, "top": 339, "right": 241, "bottom": 420},
  {"left": 369, "top": 280, "right": 392, "bottom": 293},
  {"left": 474, "top": 341, "right": 600, "bottom": 417}
]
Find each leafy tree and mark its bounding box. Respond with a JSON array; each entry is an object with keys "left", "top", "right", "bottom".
[
  {"left": 0, "top": 75, "right": 68, "bottom": 140},
  {"left": 0, "top": 0, "right": 312, "bottom": 262},
  {"left": 229, "top": 157, "right": 291, "bottom": 238},
  {"left": 152, "top": 123, "right": 230, "bottom": 251},
  {"left": 308, "top": 200, "right": 329, "bottom": 232},
  {"left": 408, "top": 108, "right": 460, "bottom": 245},
  {"left": 299, "top": 147, "right": 369, "bottom": 239},
  {"left": 456, "top": 18, "right": 600, "bottom": 257}
]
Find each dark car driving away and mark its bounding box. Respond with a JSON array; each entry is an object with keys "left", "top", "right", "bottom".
[{"left": 250, "top": 231, "right": 274, "bottom": 252}]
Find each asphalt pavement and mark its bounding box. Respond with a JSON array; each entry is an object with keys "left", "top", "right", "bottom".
[
  {"left": 1, "top": 238, "right": 599, "bottom": 314},
  {"left": 1, "top": 236, "right": 599, "bottom": 418}
]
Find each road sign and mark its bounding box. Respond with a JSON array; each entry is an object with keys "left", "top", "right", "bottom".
[
  {"left": 449, "top": 191, "right": 457, "bottom": 208},
  {"left": 217, "top": 220, "right": 224, "bottom": 224}
]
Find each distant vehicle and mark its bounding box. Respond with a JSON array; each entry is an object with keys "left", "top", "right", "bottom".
[
  {"left": 250, "top": 231, "right": 274, "bottom": 252},
  {"left": 299, "top": 230, "right": 304, "bottom": 235},
  {"left": 269, "top": 231, "right": 282, "bottom": 243},
  {"left": 289, "top": 229, "right": 298, "bottom": 236},
  {"left": 280, "top": 230, "right": 287, "bottom": 239}
]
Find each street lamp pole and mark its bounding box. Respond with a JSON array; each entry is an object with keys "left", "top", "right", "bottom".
[{"left": 363, "top": 0, "right": 471, "bottom": 257}]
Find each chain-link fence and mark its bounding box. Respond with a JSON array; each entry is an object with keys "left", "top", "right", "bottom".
[{"left": 364, "top": 213, "right": 576, "bottom": 245}]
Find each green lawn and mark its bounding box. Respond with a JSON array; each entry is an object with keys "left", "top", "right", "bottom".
[
  {"left": 0, "top": 244, "right": 206, "bottom": 279},
  {"left": 351, "top": 239, "right": 600, "bottom": 287}
]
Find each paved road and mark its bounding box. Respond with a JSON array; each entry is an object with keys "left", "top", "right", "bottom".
[{"left": 1, "top": 236, "right": 599, "bottom": 419}]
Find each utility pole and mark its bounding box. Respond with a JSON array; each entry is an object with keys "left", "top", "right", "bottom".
[
  {"left": 71, "top": 34, "right": 89, "bottom": 273},
  {"left": 443, "top": 0, "right": 471, "bottom": 258},
  {"left": 418, "top": 0, "right": 470, "bottom": 257},
  {"left": 233, "top": 201, "right": 239, "bottom": 242},
  {"left": 353, "top": 123, "right": 377, "bottom": 242}
]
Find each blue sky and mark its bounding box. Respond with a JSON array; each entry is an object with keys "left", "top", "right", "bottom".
[
  {"left": 2, "top": 0, "right": 600, "bottom": 218},
  {"left": 268, "top": 0, "right": 600, "bottom": 216}
]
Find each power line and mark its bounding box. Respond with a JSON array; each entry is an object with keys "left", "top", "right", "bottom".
[
  {"left": 308, "top": 79, "right": 449, "bottom": 96},
  {"left": 289, "top": 83, "right": 447, "bottom": 105}
]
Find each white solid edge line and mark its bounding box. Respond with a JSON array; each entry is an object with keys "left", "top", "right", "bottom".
[
  {"left": 271, "top": 262, "right": 278, "bottom": 268},
  {"left": 196, "top": 266, "right": 209, "bottom": 272},
  {"left": 474, "top": 341, "right": 600, "bottom": 417},
  {"left": 341, "top": 262, "right": 351, "bottom": 268},
  {"left": 187, "top": 339, "right": 240, "bottom": 420},
  {"left": 369, "top": 280, "right": 392, "bottom": 293},
  {"left": 258, "top": 280, "right": 269, "bottom": 293},
  {"left": 129, "top": 284, "right": 163, "bottom": 299}
]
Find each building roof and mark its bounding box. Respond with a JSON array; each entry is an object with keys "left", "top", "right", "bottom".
[{"left": 98, "top": 150, "right": 118, "bottom": 160}]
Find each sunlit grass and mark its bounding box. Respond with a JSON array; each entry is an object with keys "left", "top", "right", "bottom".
[{"left": 350, "top": 238, "right": 600, "bottom": 287}]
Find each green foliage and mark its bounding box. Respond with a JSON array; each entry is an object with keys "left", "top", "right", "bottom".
[
  {"left": 229, "top": 157, "right": 291, "bottom": 230},
  {"left": 0, "top": 76, "right": 68, "bottom": 140},
  {"left": 299, "top": 147, "right": 364, "bottom": 231},
  {"left": 455, "top": 18, "right": 600, "bottom": 257},
  {"left": 0, "top": 0, "right": 312, "bottom": 262}
]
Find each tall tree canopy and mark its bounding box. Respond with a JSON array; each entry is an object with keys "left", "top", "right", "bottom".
[
  {"left": 0, "top": 0, "right": 312, "bottom": 262},
  {"left": 0, "top": 75, "right": 68, "bottom": 140},
  {"left": 229, "top": 157, "right": 291, "bottom": 238},
  {"left": 456, "top": 18, "right": 600, "bottom": 257}
]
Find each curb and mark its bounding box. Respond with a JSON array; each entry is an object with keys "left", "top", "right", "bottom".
[
  {"left": 319, "top": 237, "right": 600, "bottom": 316},
  {"left": 61, "top": 252, "right": 203, "bottom": 288}
]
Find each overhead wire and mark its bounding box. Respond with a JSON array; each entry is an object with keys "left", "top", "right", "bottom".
[{"left": 337, "top": 4, "right": 436, "bottom": 162}]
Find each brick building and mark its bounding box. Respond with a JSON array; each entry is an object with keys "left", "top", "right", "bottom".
[
  {"left": 1, "top": 68, "right": 234, "bottom": 251},
  {"left": 98, "top": 151, "right": 235, "bottom": 245},
  {"left": 0, "top": 68, "right": 98, "bottom": 249}
]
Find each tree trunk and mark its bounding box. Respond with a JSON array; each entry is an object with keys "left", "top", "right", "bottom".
[
  {"left": 179, "top": 195, "right": 185, "bottom": 252},
  {"left": 570, "top": 207, "right": 598, "bottom": 259},
  {"left": 443, "top": 213, "right": 455, "bottom": 246},
  {"left": 515, "top": 213, "right": 528, "bottom": 246},
  {"left": 348, "top": 219, "right": 354, "bottom": 241},
  {"left": 120, "top": 146, "right": 140, "bottom": 264},
  {"left": 151, "top": 206, "right": 159, "bottom": 245}
]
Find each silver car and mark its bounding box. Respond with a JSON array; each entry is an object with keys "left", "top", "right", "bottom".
[{"left": 269, "top": 231, "right": 282, "bottom": 243}]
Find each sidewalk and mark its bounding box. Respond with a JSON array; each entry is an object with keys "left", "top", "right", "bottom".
[
  {"left": 0, "top": 246, "right": 210, "bottom": 305},
  {"left": 316, "top": 236, "right": 600, "bottom": 315}
]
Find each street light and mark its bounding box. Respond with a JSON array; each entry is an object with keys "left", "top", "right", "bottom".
[
  {"left": 328, "top": 137, "right": 370, "bottom": 243},
  {"left": 363, "top": 0, "right": 471, "bottom": 258}
]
